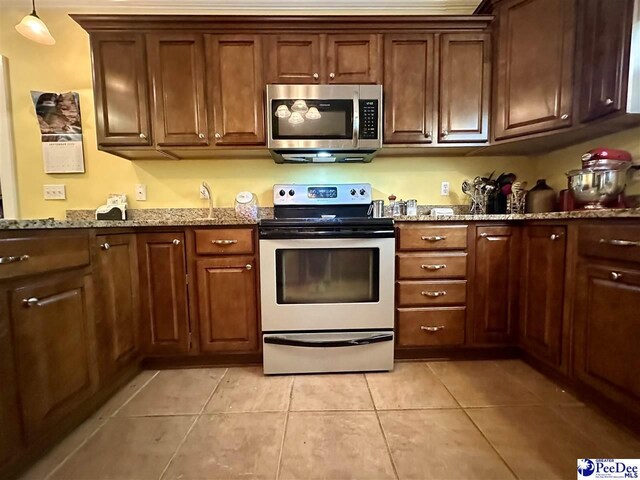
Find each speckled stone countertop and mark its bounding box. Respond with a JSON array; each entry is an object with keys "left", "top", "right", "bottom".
[{"left": 1, "top": 206, "right": 639, "bottom": 230}]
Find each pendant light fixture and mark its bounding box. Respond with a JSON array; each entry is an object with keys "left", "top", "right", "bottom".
[{"left": 15, "top": 0, "right": 56, "bottom": 46}]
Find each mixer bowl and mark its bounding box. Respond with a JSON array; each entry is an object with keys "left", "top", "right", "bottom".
[{"left": 566, "top": 168, "right": 627, "bottom": 208}]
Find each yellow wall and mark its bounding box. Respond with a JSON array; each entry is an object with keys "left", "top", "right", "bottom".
[{"left": 1, "top": 8, "right": 637, "bottom": 219}]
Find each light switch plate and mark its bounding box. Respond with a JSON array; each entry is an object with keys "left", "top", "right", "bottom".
[
  {"left": 135, "top": 184, "right": 147, "bottom": 201},
  {"left": 440, "top": 181, "right": 450, "bottom": 196},
  {"left": 43, "top": 184, "right": 66, "bottom": 200}
]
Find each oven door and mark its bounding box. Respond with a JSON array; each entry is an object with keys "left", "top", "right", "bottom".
[{"left": 259, "top": 237, "right": 395, "bottom": 331}]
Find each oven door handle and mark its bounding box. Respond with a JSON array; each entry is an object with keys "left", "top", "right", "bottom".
[
  {"left": 353, "top": 91, "right": 360, "bottom": 148},
  {"left": 264, "top": 333, "right": 393, "bottom": 348},
  {"left": 259, "top": 229, "right": 395, "bottom": 239}
]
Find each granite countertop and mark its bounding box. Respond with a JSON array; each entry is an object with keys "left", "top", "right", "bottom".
[{"left": 1, "top": 207, "right": 639, "bottom": 230}]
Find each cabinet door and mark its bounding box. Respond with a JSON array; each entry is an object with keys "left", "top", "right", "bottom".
[
  {"left": 326, "top": 34, "right": 381, "bottom": 84},
  {"left": 95, "top": 234, "right": 140, "bottom": 379},
  {"left": 493, "top": 0, "right": 576, "bottom": 139},
  {"left": 196, "top": 256, "right": 259, "bottom": 353},
  {"left": 0, "top": 292, "right": 22, "bottom": 467},
  {"left": 137, "top": 233, "right": 190, "bottom": 355},
  {"left": 472, "top": 226, "right": 519, "bottom": 344},
  {"left": 207, "top": 35, "right": 265, "bottom": 146},
  {"left": 10, "top": 273, "right": 97, "bottom": 442},
  {"left": 519, "top": 226, "right": 566, "bottom": 366},
  {"left": 147, "top": 33, "right": 209, "bottom": 146},
  {"left": 91, "top": 33, "right": 151, "bottom": 146},
  {"left": 574, "top": 263, "right": 640, "bottom": 407},
  {"left": 439, "top": 33, "right": 491, "bottom": 143},
  {"left": 384, "top": 34, "right": 435, "bottom": 144},
  {"left": 577, "top": 0, "right": 634, "bottom": 122},
  {"left": 266, "top": 35, "right": 322, "bottom": 84}
]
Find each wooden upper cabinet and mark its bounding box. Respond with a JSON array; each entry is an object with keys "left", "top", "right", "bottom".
[
  {"left": 472, "top": 226, "right": 519, "bottom": 344},
  {"left": 10, "top": 272, "right": 97, "bottom": 441},
  {"left": 207, "top": 35, "right": 265, "bottom": 146},
  {"left": 326, "top": 34, "right": 381, "bottom": 84},
  {"left": 137, "top": 233, "right": 190, "bottom": 355},
  {"left": 266, "top": 34, "right": 323, "bottom": 84},
  {"left": 91, "top": 33, "right": 151, "bottom": 146},
  {"left": 493, "top": 0, "right": 576, "bottom": 140},
  {"left": 147, "top": 33, "right": 209, "bottom": 146},
  {"left": 519, "top": 226, "right": 567, "bottom": 367},
  {"left": 577, "top": 0, "right": 634, "bottom": 122},
  {"left": 439, "top": 33, "right": 491, "bottom": 143},
  {"left": 384, "top": 34, "right": 435, "bottom": 144},
  {"left": 196, "top": 256, "right": 259, "bottom": 353}
]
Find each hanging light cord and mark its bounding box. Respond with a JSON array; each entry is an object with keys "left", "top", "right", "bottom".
[{"left": 30, "top": 0, "right": 39, "bottom": 17}]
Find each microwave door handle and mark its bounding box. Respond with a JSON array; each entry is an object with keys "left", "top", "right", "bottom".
[{"left": 353, "top": 92, "right": 359, "bottom": 148}]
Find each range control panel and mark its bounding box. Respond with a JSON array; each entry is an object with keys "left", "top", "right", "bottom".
[
  {"left": 273, "top": 183, "right": 372, "bottom": 205},
  {"left": 359, "top": 100, "right": 379, "bottom": 140}
]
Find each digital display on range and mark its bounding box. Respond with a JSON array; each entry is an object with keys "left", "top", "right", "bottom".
[{"left": 307, "top": 186, "right": 338, "bottom": 199}]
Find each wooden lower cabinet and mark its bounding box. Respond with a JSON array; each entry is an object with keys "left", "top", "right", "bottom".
[
  {"left": 519, "top": 226, "right": 566, "bottom": 367},
  {"left": 95, "top": 234, "right": 140, "bottom": 379},
  {"left": 137, "top": 233, "right": 191, "bottom": 354},
  {"left": 573, "top": 261, "right": 640, "bottom": 414},
  {"left": 195, "top": 256, "right": 259, "bottom": 353},
  {"left": 9, "top": 271, "right": 98, "bottom": 442},
  {"left": 471, "top": 225, "right": 519, "bottom": 344},
  {"left": 397, "top": 307, "right": 465, "bottom": 347}
]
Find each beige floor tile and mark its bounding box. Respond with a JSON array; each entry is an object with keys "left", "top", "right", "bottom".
[
  {"left": 118, "top": 368, "right": 226, "bottom": 416},
  {"left": 379, "top": 409, "right": 515, "bottom": 480},
  {"left": 279, "top": 411, "right": 396, "bottom": 480},
  {"left": 18, "top": 417, "right": 106, "bottom": 480},
  {"left": 366, "top": 362, "right": 458, "bottom": 410},
  {"left": 50, "top": 416, "right": 194, "bottom": 480},
  {"left": 290, "top": 374, "right": 374, "bottom": 411},
  {"left": 467, "top": 405, "right": 609, "bottom": 480},
  {"left": 428, "top": 361, "right": 542, "bottom": 407},
  {"left": 496, "top": 360, "right": 582, "bottom": 405},
  {"left": 161, "top": 412, "right": 286, "bottom": 480},
  {"left": 551, "top": 404, "right": 640, "bottom": 457},
  {"left": 92, "top": 369, "right": 158, "bottom": 420},
  {"left": 205, "top": 367, "right": 293, "bottom": 412}
]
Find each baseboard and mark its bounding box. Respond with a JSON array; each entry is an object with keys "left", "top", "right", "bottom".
[
  {"left": 141, "top": 352, "right": 263, "bottom": 369},
  {"left": 394, "top": 345, "right": 521, "bottom": 361}
]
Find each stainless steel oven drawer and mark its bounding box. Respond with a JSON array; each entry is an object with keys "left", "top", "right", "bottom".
[{"left": 263, "top": 331, "right": 394, "bottom": 374}]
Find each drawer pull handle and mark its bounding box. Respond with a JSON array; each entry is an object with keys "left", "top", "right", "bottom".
[
  {"left": 610, "top": 271, "right": 623, "bottom": 281},
  {"left": 100, "top": 243, "right": 110, "bottom": 250},
  {"left": 421, "top": 325, "right": 445, "bottom": 332},
  {"left": 0, "top": 254, "right": 30, "bottom": 265},
  {"left": 600, "top": 238, "right": 640, "bottom": 247},
  {"left": 22, "top": 297, "right": 39, "bottom": 307},
  {"left": 421, "top": 264, "right": 446, "bottom": 270},
  {"left": 421, "top": 235, "right": 446, "bottom": 242},
  {"left": 212, "top": 239, "right": 238, "bottom": 245},
  {"left": 550, "top": 233, "right": 564, "bottom": 241},
  {"left": 421, "top": 290, "right": 446, "bottom": 298}
]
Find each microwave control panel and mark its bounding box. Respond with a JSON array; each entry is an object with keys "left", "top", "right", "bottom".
[{"left": 359, "top": 100, "right": 379, "bottom": 139}]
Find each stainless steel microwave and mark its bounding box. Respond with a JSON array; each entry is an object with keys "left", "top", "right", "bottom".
[{"left": 266, "top": 84, "right": 383, "bottom": 163}]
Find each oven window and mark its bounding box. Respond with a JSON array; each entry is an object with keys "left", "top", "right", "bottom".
[
  {"left": 271, "top": 99, "right": 353, "bottom": 139},
  {"left": 275, "top": 248, "right": 379, "bottom": 304}
]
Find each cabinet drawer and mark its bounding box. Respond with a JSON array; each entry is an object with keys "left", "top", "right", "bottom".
[
  {"left": 397, "top": 224, "right": 468, "bottom": 251},
  {"left": 195, "top": 228, "right": 254, "bottom": 255},
  {"left": 397, "top": 280, "right": 467, "bottom": 306},
  {"left": 397, "top": 252, "right": 467, "bottom": 279},
  {"left": 397, "top": 307, "right": 465, "bottom": 347},
  {"left": 0, "top": 233, "right": 90, "bottom": 281},
  {"left": 578, "top": 224, "right": 640, "bottom": 264}
]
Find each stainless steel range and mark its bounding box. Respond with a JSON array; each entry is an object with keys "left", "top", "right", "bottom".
[{"left": 259, "top": 183, "right": 395, "bottom": 375}]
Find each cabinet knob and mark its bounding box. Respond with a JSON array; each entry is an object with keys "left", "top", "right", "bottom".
[
  {"left": 480, "top": 232, "right": 488, "bottom": 238},
  {"left": 22, "top": 297, "right": 39, "bottom": 307},
  {"left": 172, "top": 239, "right": 181, "bottom": 245},
  {"left": 425, "top": 132, "right": 432, "bottom": 140},
  {"left": 139, "top": 133, "right": 146, "bottom": 139},
  {"left": 100, "top": 242, "right": 110, "bottom": 250},
  {"left": 313, "top": 73, "right": 319, "bottom": 80},
  {"left": 245, "top": 264, "right": 252, "bottom": 270},
  {"left": 198, "top": 133, "right": 205, "bottom": 139},
  {"left": 215, "top": 133, "right": 221, "bottom": 139},
  {"left": 442, "top": 130, "right": 449, "bottom": 137},
  {"left": 561, "top": 114, "right": 569, "bottom": 120},
  {"left": 605, "top": 98, "right": 614, "bottom": 105},
  {"left": 329, "top": 72, "right": 336, "bottom": 79},
  {"left": 550, "top": 233, "right": 564, "bottom": 241},
  {"left": 610, "top": 271, "right": 623, "bottom": 281}
]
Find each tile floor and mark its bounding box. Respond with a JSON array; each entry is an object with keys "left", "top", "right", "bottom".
[{"left": 20, "top": 360, "right": 640, "bottom": 480}]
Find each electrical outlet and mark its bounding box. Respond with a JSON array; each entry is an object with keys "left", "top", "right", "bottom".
[
  {"left": 135, "top": 184, "right": 147, "bottom": 201},
  {"left": 43, "top": 184, "right": 66, "bottom": 200},
  {"left": 199, "top": 184, "right": 210, "bottom": 199},
  {"left": 440, "top": 181, "right": 450, "bottom": 196}
]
